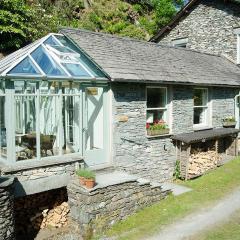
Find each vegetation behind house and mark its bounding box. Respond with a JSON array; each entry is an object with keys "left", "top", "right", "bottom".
[{"left": 0, "top": 0, "right": 183, "bottom": 52}]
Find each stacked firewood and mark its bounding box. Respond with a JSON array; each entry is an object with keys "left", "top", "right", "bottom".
[
  {"left": 30, "top": 202, "right": 69, "bottom": 229},
  {"left": 14, "top": 188, "right": 69, "bottom": 236},
  {"left": 188, "top": 150, "right": 221, "bottom": 178}
]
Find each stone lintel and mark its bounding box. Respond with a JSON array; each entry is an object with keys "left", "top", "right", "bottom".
[{"left": 14, "top": 174, "right": 71, "bottom": 198}]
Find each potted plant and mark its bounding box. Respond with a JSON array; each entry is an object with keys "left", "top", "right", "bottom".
[
  {"left": 76, "top": 169, "right": 96, "bottom": 189},
  {"left": 76, "top": 169, "right": 87, "bottom": 186},
  {"left": 146, "top": 119, "right": 170, "bottom": 136},
  {"left": 84, "top": 170, "right": 96, "bottom": 189},
  {"left": 222, "top": 116, "right": 236, "bottom": 128}
]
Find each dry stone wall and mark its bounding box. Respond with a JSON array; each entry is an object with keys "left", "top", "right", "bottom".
[
  {"left": 68, "top": 178, "right": 170, "bottom": 238},
  {"left": 0, "top": 177, "right": 15, "bottom": 240}
]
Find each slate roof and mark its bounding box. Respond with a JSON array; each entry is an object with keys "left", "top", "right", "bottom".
[
  {"left": 61, "top": 28, "right": 240, "bottom": 86},
  {"left": 171, "top": 128, "right": 240, "bottom": 144}
]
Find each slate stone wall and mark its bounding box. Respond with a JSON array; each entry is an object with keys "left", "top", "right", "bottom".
[
  {"left": 111, "top": 83, "right": 237, "bottom": 182},
  {"left": 0, "top": 177, "right": 15, "bottom": 240},
  {"left": 159, "top": 0, "right": 240, "bottom": 62},
  {"left": 68, "top": 179, "right": 170, "bottom": 238},
  {"left": 0, "top": 159, "right": 82, "bottom": 182},
  {"left": 211, "top": 87, "right": 238, "bottom": 127}
]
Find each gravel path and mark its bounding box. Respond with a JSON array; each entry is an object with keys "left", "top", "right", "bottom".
[{"left": 147, "top": 187, "right": 240, "bottom": 240}]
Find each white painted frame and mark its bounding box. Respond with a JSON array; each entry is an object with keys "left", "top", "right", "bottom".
[{"left": 193, "top": 88, "right": 210, "bottom": 129}]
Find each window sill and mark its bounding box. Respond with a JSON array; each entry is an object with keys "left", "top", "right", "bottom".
[
  {"left": 193, "top": 126, "right": 213, "bottom": 131},
  {"left": 147, "top": 133, "right": 173, "bottom": 139}
]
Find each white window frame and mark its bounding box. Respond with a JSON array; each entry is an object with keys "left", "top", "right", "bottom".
[
  {"left": 193, "top": 88, "right": 209, "bottom": 128},
  {"left": 146, "top": 86, "right": 169, "bottom": 136}
]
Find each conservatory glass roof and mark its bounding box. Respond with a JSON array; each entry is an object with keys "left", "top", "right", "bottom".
[{"left": 0, "top": 33, "right": 108, "bottom": 80}]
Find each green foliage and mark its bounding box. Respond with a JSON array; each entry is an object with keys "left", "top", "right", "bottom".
[
  {"left": 173, "top": 160, "right": 181, "bottom": 180},
  {"left": 0, "top": 0, "right": 58, "bottom": 51},
  {"left": 76, "top": 169, "right": 96, "bottom": 179},
  {"left": 1, "top": 0, "right": 184, "bottom": 52}
]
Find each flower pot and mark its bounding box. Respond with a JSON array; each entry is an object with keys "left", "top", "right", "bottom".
[
  {"left": 222, "top": 121, "right": 236, "bottom": 128},
  {"left": 79, "top": 176, "right": 85, "bottom": 186},
  {"left": 147, "top": 128, "right": 170, "bottom": 136},
  {"left": 85, "top": 178, "right": 95, "bottom": 189}
]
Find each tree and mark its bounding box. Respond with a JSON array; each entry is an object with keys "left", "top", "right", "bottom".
[{"left": 0, "top": 0, "right": 58, "bottom": 52}]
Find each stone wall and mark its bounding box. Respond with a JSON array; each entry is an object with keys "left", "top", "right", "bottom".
[
  {"left": 0, "top": 177, "right": 15, "bottom": 240},
  {"left": 0, "top": 157, "right": 83, "bottom": 197},
  {"left": 68, "top": 178, "right": 170, "bottom": 238},
  {"left": 211, "top": 87, "right": 238, "bottom": 127},
  {"left": 111, "top": 82, "right": 237, "bottom": 183},
  {"left": 159, "top": 0, "right": 240, "bottom": 62}
]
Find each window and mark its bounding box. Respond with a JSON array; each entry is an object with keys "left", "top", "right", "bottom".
[
  {"left": 193, "top": 88, "right": 208, "bottom": 126},
  {"left": 171, "top": 38, "right": 188, "bottom": 48},
  {"left": 13, "top": 81, "right": 81, "bottom": 161},
  {"left": 146, "top": 87, "right": 170, "bottom": 136}
]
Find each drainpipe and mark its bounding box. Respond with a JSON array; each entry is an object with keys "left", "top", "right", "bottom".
[{"left": 234, "top": 28, "right": 240, "bottom": 65}]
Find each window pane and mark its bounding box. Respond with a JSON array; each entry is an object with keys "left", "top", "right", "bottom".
[
  {"left": 15, "top": 96, "right": 37, "bottom": 161},
  {"left": 194, "top": 108, "right": 206, "bottom": 125},
  {"left": 0, "top": 96, "right": 7, "bottom": 160},
  {"left": 194, "top": 89, "right": 207, "bottom": 106},
  {"left": 31, "top": 46, "right": 67, "bottom": 76},
  {"left": 9, "top": 57, "right": 41, "bottom": 75},
  {"left": 40, "top": 95, "right": 59, "bottom": 157},
  {"left": 62, "top": 63, "right": 91, "bottom": 77},
  {"left": 146, "top": 110, "right": 165, "bottom": 124},
  {"left": 147, "top": 88, "right": 166, "bottom": 108},
  {"left": 43, "top": 36, "right": 59, "bottom": 46},
  {"left": 63, "top": 94, "right": 80, "bottom": 154}
]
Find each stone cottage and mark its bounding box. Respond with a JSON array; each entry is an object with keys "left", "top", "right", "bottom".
[
  {"left": 150, "top": 0, "right": 240, "bottom": 63},
  {"left": 1, "top": 28, "right": 240, "bottom": 238}
]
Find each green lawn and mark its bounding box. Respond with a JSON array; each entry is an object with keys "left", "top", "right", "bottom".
[
  {"left": 99, "top": 157, "right": 240, "bottom": 240},
  {"left": 189, "top": 210, "right": 240, "bottom": 240}
]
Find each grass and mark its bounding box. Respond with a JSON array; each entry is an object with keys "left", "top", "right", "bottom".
[
  {"left": 99, "top": 157, "right": 240, "bottom": 240},
  {"left": 190, "top": 210, "right": 240, "bottom": 240}
]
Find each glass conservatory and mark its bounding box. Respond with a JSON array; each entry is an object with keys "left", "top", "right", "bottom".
[{"left": 0, "top": 34, "right": 110, "bottom": 166}]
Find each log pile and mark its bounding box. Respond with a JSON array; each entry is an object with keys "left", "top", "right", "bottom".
[
  {"left": 188, "top": 150, "right": 221, "bottom": 178},
  {"left": 14, "top": 188, "right": 69, "bottom": 237},
  {"left": 31, "top": 201, "right": 69, "bottom": 230}
]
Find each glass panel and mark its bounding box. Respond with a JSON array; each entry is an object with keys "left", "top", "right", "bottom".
[
  {"left": 54, "top": 35, "right": 106, "bottom": 78},
  {"left": 147, "top": 88, "right": 166, "bottom": 108},
  {"left": 31, "top": 46, "right": 67, "bottom": 76},
  {"left": 86, "top": 87, "right": 103, "bottom": 150},
  {"left": 62, "top": 63, "right": 90, "bottom": 77},
  {"left": 50, "top": 45, "right": 77, "bottom": 54},
  {"left": 63, "top": 93, "right": 80, "bottom": 154},
  {"left": 9, "top": 57, "right": 41, "bottom": 75},
  {"left": 194, "top": 89, "right": 207, "bottom": 106},
  {"left": 39, "top": 95, "right": 59, "bottom": 157},
  {"left": 194, "top": 107, "right": 206, "bottom": 125},
  {"left": 146, "top": 110, "right": 166, "bottom": 124},
  {"left": 15, "top": 95, "right": 37, "bottom": 161},
  {"left": 43, "top": 36, "right": 59, "bottom": 46},
  {"left": 0, "top": 96, "right": 7, "bottom": 160}
]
